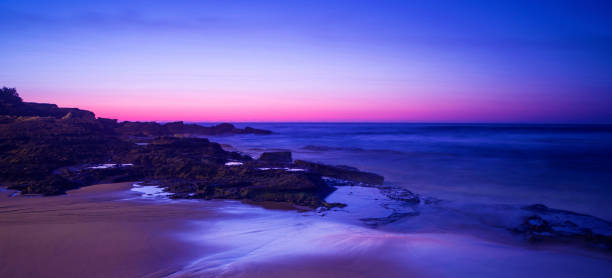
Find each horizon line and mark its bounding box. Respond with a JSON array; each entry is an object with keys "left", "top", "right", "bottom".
[{"left": 171, "top": 120, "right": 612, "bottom": 125}]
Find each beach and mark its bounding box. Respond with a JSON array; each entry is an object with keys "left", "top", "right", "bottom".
[
  {"left": 2, "top": 182, "right": 611, "bottom": 278},
  {"left": 2, "top": 123, "right": 612, "bottom": 278},
  {"left": 2, "top": 0, "right": 611, "bottom": 276},
  {"left": 0, "top": 183, "right": 218, "bottom": 278}
]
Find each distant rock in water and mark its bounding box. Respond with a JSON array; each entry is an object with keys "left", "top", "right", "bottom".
[
  {"left": 244, "top": 126, "right": 271, "bottom": 134},
  {"left": 116, "top": 121, "right": 270, "bottom": 137}
]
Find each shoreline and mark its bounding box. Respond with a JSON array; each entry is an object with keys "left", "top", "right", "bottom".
[{"left": 1, "top": 182, "right": 611, "bottom": 278}]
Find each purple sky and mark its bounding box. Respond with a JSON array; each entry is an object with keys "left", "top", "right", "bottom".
[{"left": 1, "top": 0, "right": 611, "bottom": 122}]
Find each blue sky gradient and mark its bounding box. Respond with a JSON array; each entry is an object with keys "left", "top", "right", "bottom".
[{"left": 1, "top": 0, "right": 611, "bottom": 122}]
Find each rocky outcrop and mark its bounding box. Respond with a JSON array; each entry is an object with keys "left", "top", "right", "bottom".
[
  {"left": 244, "top": 126, "right": 271, "bottom": 134},
  {"left": 165, "top": 167, "right": 341, "bottom": 208},
  {"left": 293, "top": 160, "right": 384, "bottom": 185},
  {"left": 258, "top": 151, "right": 293, "bottom": 164},
  {"left": 1, "top": 87, "right": 271, "bottom": 137},
  {"left": 0, "top": 88, "right": 381, "bottom": 209},
  {"left": 120, "top": 137, "right": 250, "bottom": 179},
  {"left": 1, "top": 88, "right": 96, "bottom": 120},
  {"left": 0, "top": 113, "right": 354, "bottom": 207},
  {"left": 0, "top": 116, "right": 133, "bottom": 195},
  {"left": 115, "top": 121, "right": 270, "bottom": 137},
  {"left": 1, "top": 100, "right": 96, "bottom": 120}
]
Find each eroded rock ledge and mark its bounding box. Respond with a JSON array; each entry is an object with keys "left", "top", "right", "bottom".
[{"left": 0, "top": 89, "right": 383, "bottom": 208}]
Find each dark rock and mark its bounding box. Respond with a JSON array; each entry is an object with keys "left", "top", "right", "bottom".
[
  {"left": 164, "top": 167, "right": 337, "bottom": 208},
  {"left": 9, "top": 175, "right": 79, "bottom": 196},
  {"left": 258, "top": 151, "right": 293, "bottom": 164},
  {"left": 210, "top": 123, "right": 235, "bottom": 133},
  {"left": 293, "top": 160, "right": 384, "bottom": 185},
  {"left": 116, "top": 121, "right": 271, "bottom": 137},
  {"left": 0, "top": 88, "right": 383, "bottom": 209},
  {"left": 513, "top": 204, "right": 612, "bottom": 250},
  {"left": 381, "top": 187, "right": 420, "bottom": 204},
  {"left": 1, "top": 89, "right": 96, "bottom": 120},
  {"left": 524, "top": 215, "right": 552, "bottom": 233},
  {"left": 58, "top": 165, "right": 144, "bottom": 187},
  {"left": 0, "top": 114, "right": 134, "bottom": 195},
  {"left": 244, "top": 126, "right": 272, "bottom": 135}
]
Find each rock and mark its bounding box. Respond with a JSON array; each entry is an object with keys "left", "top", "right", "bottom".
[
  {"left": 11, "top": 175, "right": 79, "bottom": 196},
  {"left": 1, "top": 89, "right": 97, "bottom": 120},
  {"left": 524, "top": 215, "right": 551, "bottom": 232},
  {"left": 293, "top": 160, "right": 384, "bottom": 185},
  {"left": 258, "top": 151, "right": 293, "bottom": 164},
  {"left": 0, "top": 88, "right": 383, "bottom": 209},
  {"left": 210, "top": 123, "right": 235, "bottom": 133},
  {"left": 58, "top": 108, "right": 96, "bottom": 120},
  {"left": 164, "top": 167, "right": 337, "bottom": 208},
  {"left": 244, "top": 126, "right": 272, "bottom": 134},
  {"left": 513, "top": 204, "right": 612, "bottom": 249},
  {"left": 381, "top": 187, "right": 420, "bottom": 203},
  {"left": 59, "top": 166, "right": 144, "bottom": 187},
  {"left": 0, "top": 113, "right": 135, "bottom": 195},
  {"left": 117, "top": 121, "right": 271, "bottom": 137}
]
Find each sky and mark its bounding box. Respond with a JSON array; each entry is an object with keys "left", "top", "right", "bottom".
[{"left": 1, "top": 0, "right": 611, "bottom": 123}]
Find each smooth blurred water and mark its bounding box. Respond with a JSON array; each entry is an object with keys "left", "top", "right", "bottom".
[
  {"left": 167, "top": 175, "right": 612, "bottom": 278},
  {"left": 203, "top": 123, "right": 612, "bottom": 220}
]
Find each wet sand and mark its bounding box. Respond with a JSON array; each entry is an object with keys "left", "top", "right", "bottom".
[
  {"left": 2, "top": 183, "right": 611, "bottom": 278},
  {"left": 0, "top": 183, "right": 221, "bottom": 278}
]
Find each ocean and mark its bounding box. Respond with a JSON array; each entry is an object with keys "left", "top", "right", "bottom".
[{"left": 204, "top": 123, "right": 612, "bottom": 220}]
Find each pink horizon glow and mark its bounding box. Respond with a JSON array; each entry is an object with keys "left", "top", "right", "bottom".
[{"left": 18, "top": 87, "right": 609, "bottom": 123}]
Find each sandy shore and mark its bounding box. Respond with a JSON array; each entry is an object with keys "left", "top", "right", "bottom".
[
  {"left": 0, "top": 183, "right": 223, "bottom": 278},
  {"left": 2, "top": 183, "right": 611, "bottom": 278},
  {"left": 0, "top": 183, "right": 434, "bottom": 278}
]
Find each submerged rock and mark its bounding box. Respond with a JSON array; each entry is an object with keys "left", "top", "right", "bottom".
[
  {"left": 380, "top": 187, "right": 421, "bottom": 204},
  {"left": 513, "top": 204, "right": 612, "bottom": 250}
]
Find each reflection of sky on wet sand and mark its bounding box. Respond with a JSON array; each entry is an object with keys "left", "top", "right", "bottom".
[{"left": 162, "top": 186, "right": 612, "bottom": 278}]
